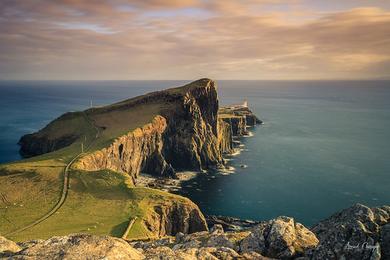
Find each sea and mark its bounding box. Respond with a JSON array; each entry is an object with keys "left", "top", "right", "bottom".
[{"left": 0, "top": 80, "right": 389, "bottom": 226}]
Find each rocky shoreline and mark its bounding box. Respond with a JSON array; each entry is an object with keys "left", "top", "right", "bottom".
[{"left": 1, "top": 203, "right": 389, "bottom": 259}]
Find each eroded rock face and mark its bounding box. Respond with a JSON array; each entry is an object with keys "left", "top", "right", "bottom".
[
  {"left": 307, "top": 203, "right": 390, "bottom": 260},
  {"left": 74, "top": 116, "right": 174, "bottom": 182},
  {"left": 240, "top": 216, "right": 319, "bottom": 258},
  {"left": 218, "top": 119, "right": 234, "bottom": 154},
  {"left": 221, "top": 116, "right": 247, "bottom": 136},
  {"left": 8, "top": 234, "right": 143, "bottom": 260},
  {"left": 160, "top": 79, "right": 223, "bottom": 171},
  {"left": 144, "top": 199, "right": 208, "bottom": 237}
]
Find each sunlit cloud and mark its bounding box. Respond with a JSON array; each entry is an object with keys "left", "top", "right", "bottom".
[{"left": 0, "top": 0, "right": 389, "bottom": 79}]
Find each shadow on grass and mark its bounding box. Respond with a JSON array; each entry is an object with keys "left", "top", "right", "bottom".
[{"left": 110, "top": 220, "right": 129, "bottom": 237}]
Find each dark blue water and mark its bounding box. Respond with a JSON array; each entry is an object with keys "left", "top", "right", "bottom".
[{"left": 1, "top": 80, "right": 389, "bottom": 225}]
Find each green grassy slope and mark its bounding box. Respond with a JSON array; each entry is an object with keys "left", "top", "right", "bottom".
[{"left": 0, "top": 167, "right": 189, "bottom": 241}]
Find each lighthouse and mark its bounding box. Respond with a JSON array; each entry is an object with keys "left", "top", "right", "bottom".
[{"left": 242, "top": 99, "right": 248, "bottom": 108}]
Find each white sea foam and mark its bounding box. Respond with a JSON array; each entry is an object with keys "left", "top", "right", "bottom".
[
  {"left": 231, "top": 149, "right": 242, "bottom": 156},
  {"left": 219, "top": 166, "right": 236, "bottom": 175},
  {"left": 243, "top": 131, "right": 254, "bottom": 137}
]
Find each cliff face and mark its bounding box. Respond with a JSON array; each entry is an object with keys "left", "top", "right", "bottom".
[
  {"left": 74, "top": 116, "right": 174, "bottom": 182},
  {"left": 217, "top": 119, "right": 234, "bottom": 154},
  {"left": 144, "top": 199, "right": 208, "bottom": 237},
  {"left": 160, "top": 79, "right": 223, "bottom": 171},
  {"left": 18, "top": 112, "right": 85, "bottom": 157}
]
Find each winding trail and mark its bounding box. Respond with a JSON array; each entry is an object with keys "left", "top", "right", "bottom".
[{"left": 6, "top": 112, "right": 100, "bottom": 236}]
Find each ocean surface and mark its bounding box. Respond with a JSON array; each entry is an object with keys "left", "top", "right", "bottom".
[{"left": 0, "top": 80, "right": 389, "bottom": 226}]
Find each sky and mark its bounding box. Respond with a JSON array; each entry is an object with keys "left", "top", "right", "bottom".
[{"left": 0, "top": 0, "right": 390, "bottom": 80}]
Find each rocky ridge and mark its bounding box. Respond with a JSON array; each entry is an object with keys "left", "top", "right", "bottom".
[{"left": 1, "top": 204, "right": 389, "bottom": 259}]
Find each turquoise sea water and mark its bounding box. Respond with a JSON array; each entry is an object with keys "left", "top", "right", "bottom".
[{"left": 0, "top": 80, "right": 389, "bottom": 226}]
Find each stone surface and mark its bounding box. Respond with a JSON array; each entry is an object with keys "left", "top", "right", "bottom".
[
  {"left": 8, "top": 234, "right": 144, "bottom": 259},
  {"left": 0, "top": 236, "right": 21, "bottom": 254},
  {"left": 307, "top": 203, "right": 390, "bottom": 260},
  {"left": 240, "top": 216, "right": 319, "bottom": 258},
  {"left": 4, "top": 204, "right": 390, "bottom": 259},
  {"left": 144, "top": 199, "right": 208, "bottom": 237},
  {"left": 75, "top": 115, "right": 174, "bottom": 182}
]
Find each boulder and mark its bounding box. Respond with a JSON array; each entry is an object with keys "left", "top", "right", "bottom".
[
  {"left": 10, "top": 234, "right": 144, "bottom": 260},
  {"left": 240, "top": 216, "right": 319, "bottom": 258},
  {"left": 307, "top": 203, "right": 390, "bottom": 260},
  {"left": 0, "top": 236, "right": 21, "bottom": 254}
]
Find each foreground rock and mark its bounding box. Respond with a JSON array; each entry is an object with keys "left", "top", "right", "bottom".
[
  {"left": 144, "top": 199, "right": 208, "bottom": 237},
  {"left": 3, "top": 204, "right": 389, "bottom": 259},
  {"left": 2, "top": 234, "right": 143, "bottom": 259},
  {"left": 0, "top": 236, "right": 21, "bottom": 254},
  {"left": 241, "top": 216, "right": 319, "bottom": 258},
  {"left": 133, "top": 217, "right": 317, "bottom": 259},
  {"left": 307, "top": 203, "right": 390, "bottom": 260}
]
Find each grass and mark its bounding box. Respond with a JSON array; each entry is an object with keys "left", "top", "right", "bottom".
[
  {"left": 0, "top": 168, "right": 189, "bottom": 242},
  {"left": 0, "top": 163, "right": 63, "bottom": 235}
]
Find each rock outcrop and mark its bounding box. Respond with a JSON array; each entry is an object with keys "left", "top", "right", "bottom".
[
  {"left": 2, "top": 234, "right": 143, "bottom": 259},
  {"left": 133, "top": 217, "right": 318, "bottom": 259},
  {"left": 0, "top": 236, "right": 21, "bottom": 254},
  {"left": 2, "top": 204, "right": 390, "bottom": 259},
  {"left": 74, "top": 116, "right": 174, "bottom": 182},
  {"left": 307, "top": 203, "right": 390, "bottom": 260},
  {"left": 144, "top": 199, "right": 208, "bottom": 237},
  {"left": 240, "top": 216, "right": 319, "bottom": 258}
]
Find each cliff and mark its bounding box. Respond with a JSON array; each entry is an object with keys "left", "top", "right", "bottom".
[
  {"left": 18, "top": 79, "right": 261, "bottom": 183},
  {"left": 74, "top": 116, "right": 174, "bottom": 183},
  {"left": 2, "top": 204, "right": 387, "bottom": 259},
  {"left": 144, "top": 199, "right": 208, "bottom": 237}
]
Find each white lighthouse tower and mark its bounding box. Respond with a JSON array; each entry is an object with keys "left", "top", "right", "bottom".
[{"left": 242, "top": 99, "right": 248, "bottom": 108}]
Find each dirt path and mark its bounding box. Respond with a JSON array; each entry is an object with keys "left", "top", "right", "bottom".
[
  {"left": 5, "top": 112, "right": 100, "bottom": 237},
  {"left": 122, "top": 217, "right": 138, "bottom": 239}
]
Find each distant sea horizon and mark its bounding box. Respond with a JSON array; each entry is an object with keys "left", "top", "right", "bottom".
[{"left": 1, "top": 80, "right": 389, "bottom": 226}]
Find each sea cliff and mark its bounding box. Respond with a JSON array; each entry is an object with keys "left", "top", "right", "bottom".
[{"left": 18, "top": 79, "right": 261, "bottom": 184}]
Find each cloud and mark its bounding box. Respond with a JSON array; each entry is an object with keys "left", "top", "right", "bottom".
[{"left": 0, "top": 1, "right": 389, "bottom": 79}]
